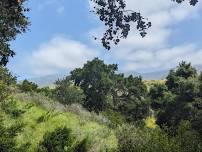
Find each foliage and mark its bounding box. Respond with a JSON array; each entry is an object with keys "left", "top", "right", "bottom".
[
  {"left": 116, "top": 125, "right": 180, "bottom": 152},
  {"left": 114, "top": 75, "right": 150, "bottom": 122},
  {"left": 91, "top": 0, "right": 151, "bottom": 50},
  {"left": 0, "top": 66, "right": 16, "bottom": 102},
  {"left": 102, "top": 109, "right": 126, "bottom": 127},
  {"left": 54, "top": 78, "right": 85, "bottom": 105},
  {"left": 0, "top": 116, "right": 28, "bottom": 152},
  {"left": 176, "top": 121, "right": 202, "bottom": 152},
  {"left": 1, "top": 97, "right": 25, "bottom": 118},
  {"left": 0, "top": 0, "right": 29, "bottom": 65},
  {"left": 157, "top": 62, "right": 202, "bottom": 137},
  {"left": 73, "top": 138, "right": 88, "bottom": 152},
  {"left": 149, "top": 83, "right": 173, "bottom": 111},
  {"left": 2, "top": 95, "right": 117, "bottom": 152},
  {"left": 0, "top": 66, "right": 16, "bottom": 85},
  {"left": 144, "top": 116, "right": 157, "bottom": 129},
  {"left": 18, "top": 79, "right": 38, "bottom": 93},
  {"left": 37, "top": 87, "right": 54, "bottom": 98},
  {"left": 37, "top": 127, "right": 75, "bottom": 152},
  {"left": 71, "top": 58, "right": 118, "bottom": 112},
  {"left": 91, "top": 0, "right": 198, "bottom": 50}
]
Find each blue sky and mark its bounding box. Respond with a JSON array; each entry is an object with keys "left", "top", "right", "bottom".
[{"left": 7, "top": 0, "right": 202, "bottom": 79}]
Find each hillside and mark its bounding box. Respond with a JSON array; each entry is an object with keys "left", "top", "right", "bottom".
[
  {"left": 0, "top": 93, "right": 117, "bottom": 152},
  {"left": 28, "top": 65, "right": 202, "bottom": 87}
]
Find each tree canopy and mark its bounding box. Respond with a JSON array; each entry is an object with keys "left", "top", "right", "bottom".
[
  {"left": 91, "top": 0, "right": 198, "bottom": 50},
  {"left": 0, "top": 0, "right": 29, "bottom": 66}
]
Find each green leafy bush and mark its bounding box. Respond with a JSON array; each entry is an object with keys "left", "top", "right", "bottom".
[
  {"left": 37, "top": 127, "right": 88, "bottom": 152},
  {"left": 37, "top": 127, "right": 74, "bottom": 152},
  {"left": 176, "top": 121, "right": 202, "bottom": 152},
  {"left": 18, "top": 80, "right": 38, "bottom": 93},
  {"left": 0, "top": 66, "right": 16, "bottom": 103},
  {"left": 1, "top": 97, "right": 25, "bottom": 118},
  {"left": 54, "top": 79, "right": 85, "bottom": 105},
  {"left": 0, "top": 118, "right": 28, "bottom": 152},
  {"left": 116, "top": 125, "right": 180, "bottom": 152}
]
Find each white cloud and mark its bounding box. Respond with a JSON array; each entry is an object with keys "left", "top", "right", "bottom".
[
  {"left": 28, "top": 37, "right": 98, "bottom": 76},
  {"left": 90, "top": 0, "right": 202, "bottom": 73}
]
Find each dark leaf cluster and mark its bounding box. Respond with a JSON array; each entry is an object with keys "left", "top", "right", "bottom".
[
  {"left": 0, "top": 0, "right": 29, "bottom": 65},
  {"left": 91, "top": 0, "right": 151, "bottom": 50}
]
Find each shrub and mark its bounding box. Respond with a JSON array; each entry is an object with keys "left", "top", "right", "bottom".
[
  {"left": 1, "top": 97, "right": 25, "bottom": 118},
  {"left": 116, "top": 125, "right": 180, "bottom": 152},
  {"left": 37, "top": 127, "right": 74, "bottom": 152},
  {"left": 176, "top": 121, "right": 202, "bottom": 152},
  {"left": 37, "top": 127, "right": 89, "bottom": 152},
  {"left": 0, "top": 118, "right": 28, "bottom": 152},
  {"left": 18, "top": 79, "right": 38, "bottom": 93},
  {"left": 73, "top": 138, "right": 88, "bottom": 152},
  {"left": 54, "top": 80, "right": 85, "bottom": 105},
  {"left": 38, "top": 87, "right": 54, "bottom": 98},
  {"left": 102, "top": 109, "right": 126, "bottom": 127},
  {"left": 0, "top": 66, "right": 16, "bottom": 103}
]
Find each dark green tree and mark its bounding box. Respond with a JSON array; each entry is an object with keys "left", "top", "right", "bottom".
[
  {"left": 149, "top": 83, "right": 173, "bottom": 111},
  {"left": 18, "top": 79, "right": 38, "bottom": 93},
  {"left": 0, "top": 0, "right": 29, "bottom": 65},
  {"left": 71, "top": 58, "right": 117, "bottom": 112},
  {"left": 166, "top": 61, "right": 198, "bottom": 98},
  {"left": 114, "top": 75, "right": 150, "bottom": 121},
  {"left": 157, "top": 62, "right": 201, "bottom": 135}
]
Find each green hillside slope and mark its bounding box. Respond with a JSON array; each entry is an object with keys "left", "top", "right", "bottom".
[{"left": 0, "top": 93, "right": 117, "bottom": 152}]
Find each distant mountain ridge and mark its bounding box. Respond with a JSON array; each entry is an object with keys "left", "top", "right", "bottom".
[{"left": 28, "top": 65, "right": 202, "bottom": 87}]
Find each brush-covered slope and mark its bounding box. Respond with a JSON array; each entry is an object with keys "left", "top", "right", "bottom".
[{"left": 0, "top": 93, "right": 117, "bottom": 152}]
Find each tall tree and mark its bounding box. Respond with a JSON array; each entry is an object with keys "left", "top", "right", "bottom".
[
  {"left": 0, "top": 0, "right": 29, "bottom": 65},
  {"left": 71, "top": 58, "right": 118, "bottom": 112}
]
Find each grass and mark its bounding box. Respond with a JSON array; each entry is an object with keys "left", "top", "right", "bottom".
[{"left": 1, "top": 96, "right": 117, "bottom": 152}]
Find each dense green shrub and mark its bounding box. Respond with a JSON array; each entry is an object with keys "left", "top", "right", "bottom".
[
  {"left": 0, "top": 118, "right": 28, "bottom": 152},
  {"left": 116, "top": 125, "right": 180, "bottom": 152},
  {"left": 73, "top": 138, "right": 88, "bottom": 152},
  {"left": 1, "top": 97, "right": 25, "bottom": 118},
  {"left": 37, "top": 87, "right": 54, "bottom": 98},
  {"left": 37, "top": 127, "right": 74, "bottom": 152},
  {"left": 157, "top": 62, "right": 202, "bottom": 138},
  {"left": 102, "top": 109, "right": 126, "bottom": 127},
  {"left": 54, "top": 79, "right": 85, "bottom": 105},
  {"left": 37, "top": 127, "right": 88, "bottom": 152},
  {"left": 0, "top": 66, "right": 16, "bottom": 86},
  {"left": 18, "top": 79, "right": 38, "bottom": 93},
  {"left": 113, "top": 75, "right": 150, "bottom": 122},
  {"left": 0, "top": 66, "right": 16, "bottom": 103},
  {"left": 176, "top": 121, "right": 202, "bottom": 152}
]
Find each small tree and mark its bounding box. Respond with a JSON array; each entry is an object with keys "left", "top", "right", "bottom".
[{"left": 18, "top": 79, "right": 38, "bottom": 93}]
